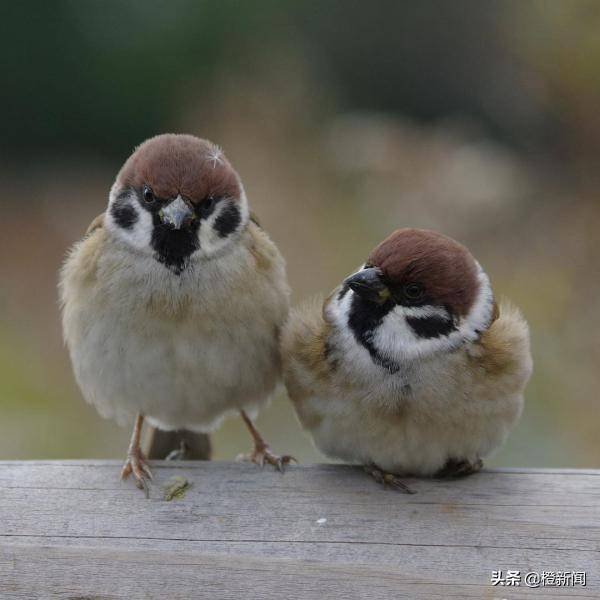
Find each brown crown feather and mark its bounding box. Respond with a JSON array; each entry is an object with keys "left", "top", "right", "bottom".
[
  {"left": 367, "top": 228, "right": 480, "bottom": 317},
  {"left": 116, "top": 134, "right": 241, "bottom": 203}
]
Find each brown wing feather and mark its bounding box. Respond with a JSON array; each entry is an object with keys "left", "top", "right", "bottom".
[
  {"left": 471, "top": 300, "right": 532, "bottom": 388},
  {"left": 85, "top": 213, "right": 105, "bottom": 236},
  {"left": 490, "top": 299, "right": 500, "bottom": 324},
  {"left": 249, "top": 211, "right": 261, "bottom": 227}
]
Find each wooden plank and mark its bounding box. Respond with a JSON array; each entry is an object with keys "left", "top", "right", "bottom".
[{"left": 0, "top": 461, "right": 598, "bottom": 599}]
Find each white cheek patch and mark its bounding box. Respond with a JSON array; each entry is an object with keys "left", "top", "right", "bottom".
[
  {"left": 374, "top": 263, "right": 495, "bottom": 361},
  {"left": 105, "top": 186, "right": 154, "bottom": 253},
  {"left": 401, "top": 305, "right": 450, "bottom": 319},
  {"left": 195, "top": 191, "right": 249, "bottom": 259},
  {"left": 463, "top": 262, "right": 495, "bottom": 338},
  {"left": 327, "top": 262, "right": 495, "bottom": 370},
  {"left": 326, "top": 263, "right": 367, "bottom": 332},
  {"left": 373, "top": 307, "right": 457, "bottom": 361},
  {"left": 327, "top": 284, "right": 354, "bottom": 330}
]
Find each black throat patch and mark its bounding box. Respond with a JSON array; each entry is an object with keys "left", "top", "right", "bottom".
[
  {"left": 129, "top": 188, "right": 201, "bottom": 275},
  {"left": 347, "top": 293, "right": 400, "bottom": 374},
  {"left": 150, "top": 219, "right": 200, "bottom": 274}
]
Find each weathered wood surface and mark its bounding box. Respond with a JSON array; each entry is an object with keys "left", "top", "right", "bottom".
[{"left": 0, "top": 461, "right": 598, "bottom": 599}]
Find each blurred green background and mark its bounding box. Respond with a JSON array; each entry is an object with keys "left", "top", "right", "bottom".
[{"left": 1, "top": 1, "right": 598, "bottom": 467}]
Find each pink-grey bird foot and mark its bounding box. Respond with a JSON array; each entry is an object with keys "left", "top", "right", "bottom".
[
  {"left": 436, "top": 458, "right": 483, "bottom": 479},
  {"left": 238, "top": 409, "right": 296, "bottom": 472},
  {"left": 365, "top": 465, "right": 416, "bottom": 494},
  {"left": 121, "top": 447, "right": 153, "bottom": 496},
  {"left": 238, "top": 442, "right": 296, "bottom": 472}
]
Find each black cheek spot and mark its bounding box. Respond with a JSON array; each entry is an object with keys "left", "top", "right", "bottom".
[
  {"left": 198, "top": 196, "right": 217, "bottom": 220},
  {"left": 111, "top": 199, "right": 138, "bottom": 230},
  {"left": 406, "top": 315, "right": 457, "bottom": 339},
  {"left": 213, "top": 203, "right": 241, "bottom": 238}
]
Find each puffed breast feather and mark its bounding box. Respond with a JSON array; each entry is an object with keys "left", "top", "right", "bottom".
[
  {"left": 281, "top": 296, "right": 532, "bottom": 473},
  {"left": 60, "top": 214, "right": 290, "bottom": 431}
]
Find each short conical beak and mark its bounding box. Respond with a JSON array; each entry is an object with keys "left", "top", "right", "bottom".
[
  {"left": 159, "top": 196, "right": 194, "bottom": 230},
  {"left": 344, "top": 267, "right": 391, "bottom": 304}
]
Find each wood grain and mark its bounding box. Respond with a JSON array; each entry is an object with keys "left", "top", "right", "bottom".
[{"left": 0, "top": 461, "right": 597, "bottom": 599}]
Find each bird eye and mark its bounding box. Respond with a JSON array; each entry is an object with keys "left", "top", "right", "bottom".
[
  {"left": 142, "top": 185, "right": 155, "bottom": 203},
  {"left": 403, "top": 283, "right": 424, "bottom": 300},
  {"left": 199, "top": 195, "right": 217, "bottom": 217}
]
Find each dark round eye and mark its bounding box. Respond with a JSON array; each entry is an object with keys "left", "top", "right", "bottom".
[
  {"left": 199, "top": 195, "right": 217, "bottom": 216},
  {"left": 403, "top": 283, "right": 424, "bottom": 300},
  {"left": 142, "top": 185, "right": 154, "bottom": 203}
]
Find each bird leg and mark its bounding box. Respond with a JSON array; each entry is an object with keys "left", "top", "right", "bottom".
[
  {"left": 237, "top": 410, "right": 296, "bottom": 472},
  {"left": 147, "top": 427, "right": 211, "bottom": 461},
  {"left": 435, "top": 457, "right": 483, "bottom": 479},
  {"left": 364, "top": 465, "right": 415, "bottom": 494},
  {"left": 121, "top": 413, "right": 153, "bottom": 496},
  {"left": 165, "top": 439, "right": 190, "bottom": 461}
]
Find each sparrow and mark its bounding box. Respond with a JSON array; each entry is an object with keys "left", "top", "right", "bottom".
[
  {"left": 282, "top": 228, "right": 532, "bottom": 492},
  {"left": 60, "top": 133, "right": 292, "bottom": 493}
]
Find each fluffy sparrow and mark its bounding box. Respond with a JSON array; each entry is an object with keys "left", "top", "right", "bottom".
[
  {"left": 60, "top": 134, "right": 292, "bottom": 492},
  {"left": 282, "top": 228, "right": 532, "bottom": 492}
]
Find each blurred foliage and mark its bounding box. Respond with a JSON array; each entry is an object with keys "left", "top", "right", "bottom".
[
  {"left": 1, "top": 0, "right": 287, "bottom": 160},
  {"left": 0, "top": 1, "right": 598, "bottom": 466},
  {"left": 512, "top": 0, "right": 600, "bottom": 159},
  {"left": 0, "top": 0, "right": 579, "bottom": 161}
]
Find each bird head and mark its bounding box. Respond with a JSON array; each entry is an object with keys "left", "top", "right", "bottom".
[
  {"left": 329, "top": 228, "right": 496, "bottom": 367},
  {"left": 105, "top": 134, "right": 249, "bottom": 273}
]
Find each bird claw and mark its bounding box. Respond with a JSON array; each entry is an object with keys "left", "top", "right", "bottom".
[
  {"left": 436, "top": 458, "right": 483, "bottom": 479},
  {"left": 364, "top": 465, "right": 416, "bottom": 494},
  {"left": 237, "top": 445, "right": 297, "bottom": 472},
  {"left": 121, "top": 449, "right": 153, "bottom": 497}
]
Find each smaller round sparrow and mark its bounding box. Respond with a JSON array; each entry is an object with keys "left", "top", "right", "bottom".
[{"left": 282, "top": 228, "right": 532, "bottom": 492}]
